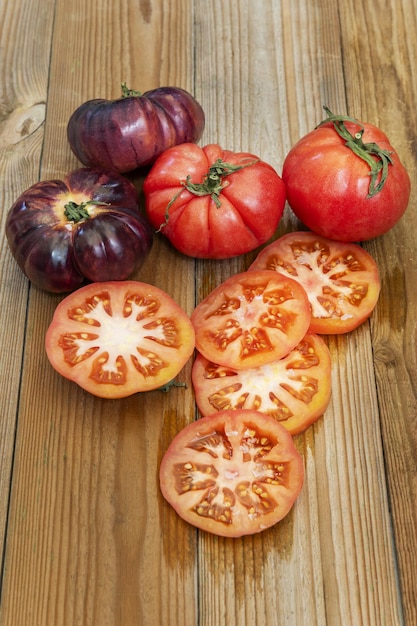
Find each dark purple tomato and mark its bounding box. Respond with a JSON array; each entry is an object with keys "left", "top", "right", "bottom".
[
  {"left": 67, "top": 85, "right": 206, "bottom": 173},
  {"left": 6, "top": 167, "right": 153, "bottom": 293}
]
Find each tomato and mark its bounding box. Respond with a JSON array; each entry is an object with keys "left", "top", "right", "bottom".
[
  {"left": 249, "top": 231, "right": 381, "bottom": 334},
  {"left": 143, "top": 143, "right": 286, "bottom": 258},
  {"left": 6, "top": 168, "right": 153, "bottom": 293},
  {"left": 45, "top": 281, "right": 195, "bottom": 398},
  {"left": 191, "top": 270, "right": 311, "bottom": 369},
  {"left": 192, "top": 332, "right": 331, "bottom": 435},
  {"left": 159, "top": 409, "right": 304, "bottom": 537},
  {"left": 282, "top": 108, "right": 411, "bottom": 242},
  {"left": 67, "top": 85, "right": 205, "bottom": 173}
]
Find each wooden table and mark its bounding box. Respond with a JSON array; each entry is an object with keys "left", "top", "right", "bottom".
[{"left": 1, "top": 0, "right": 416, "bottom": 624}]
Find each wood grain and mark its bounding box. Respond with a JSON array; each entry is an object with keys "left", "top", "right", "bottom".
[
  {"left": 0, "top": 0, "right": 416, "bottom": 624},
  {"left": 0, "top": 0, "right": 55, "bottom": 570},
  {"left": 340, "top": 1, "right": 417, "bottom": 624}
]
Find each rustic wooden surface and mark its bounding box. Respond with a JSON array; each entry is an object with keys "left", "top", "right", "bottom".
[{"left": 0, "top": 0, "right": 416, "bottom": 624}]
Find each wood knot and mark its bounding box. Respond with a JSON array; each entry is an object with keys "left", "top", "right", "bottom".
[
  {"left": 0, "top": 102, "right": 46, "bottom": 147},
  {"left": 374, "top": 343, "right": 397, "bottom": 365}
]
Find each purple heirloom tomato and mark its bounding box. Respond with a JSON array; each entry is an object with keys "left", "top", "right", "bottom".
[
  {"left": 6, "top": 167, "right": 153, "bottom": 293},
  {"left": 67, "top": 85, "right": 205, "bottom": 173}
]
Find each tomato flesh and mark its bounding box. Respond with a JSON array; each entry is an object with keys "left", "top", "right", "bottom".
[
  {"left": 159, "top": 409, "right": 304, "bottom": 537},
  {"left": 192, "top": 332, "right": 332, "bottom": 435},
  {"left": 45, "top": 281, "right": 195, "bottom": 398},
  {"left": 249, "top": 232, "right": 380, "bottom": 334},
  {"left": 191, "top": 270, "right": 311, "bottom": 369}
]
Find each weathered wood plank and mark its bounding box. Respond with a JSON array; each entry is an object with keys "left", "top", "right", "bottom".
[
  {"left": 193, "top": 1, "right": 403, "bottom": 625},
  {"left": 0, "top": 0, "right": 199, "bottom": 625},
  {"left": 0, "top": 0, "right": 55, "bottom": 565},
  {"left": 339, "top": 0, "right": 417, "bottom": 623}
]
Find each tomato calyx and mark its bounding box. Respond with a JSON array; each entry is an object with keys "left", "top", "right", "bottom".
[
  {"left": 157, "top": 157, "right": 259, "bottom": 232},
  {"left": 317, "top": 106, "right": 394, "bottom": 198},
  {"left": 121, "top": 82, "right": 142, "bottom": 98},
  {"left": 182, "top": 159, "right": 260, "bottom": 207},
  {"left": 63, "top": 199, "right": 108, "bottom": 223}
]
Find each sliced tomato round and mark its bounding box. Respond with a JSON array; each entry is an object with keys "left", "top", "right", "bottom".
[
  {"left": 159, "top": 409, "right": 304, "bottom": 537},
  {"left": 45, "top": 281, "right": 195, "bottom": 398},
  {"left": 249, "top": 231, "right": 381, "bottom": 334},
  {"left": 192, "top": 332, "right": 332, "bottom": 435},
  {"left": 190, "top": 270, "right": 311, "bottom": 370}
]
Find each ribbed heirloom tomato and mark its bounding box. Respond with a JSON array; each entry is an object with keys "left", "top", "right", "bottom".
[
  {"left": 282, "top": 108, "right": 411, "bottom": 242},
  {"left": 67, "top": 85, "right": 205, "bottom": 173},
  {"left": 45, "top": 281, "right": 195, "bottom": 398},
  {"left": 6, "top": 167, "right": 153, "bottom": 293},
  {"left": 159, "top": 409, "right": 305, "bottom": 537},
  {"left": 249, "top": 231, "right": 381, "bottom": 334},
  {"left": 192, "top": 332, "right": 332, "bottom": 435},
  {"left": 143, "top": 143, "right": 286, "bottom": 258}
]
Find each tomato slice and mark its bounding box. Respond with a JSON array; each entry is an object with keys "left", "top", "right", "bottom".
[
  {"left": 45, "top": 281, "right": 195, "bottom": 398},
  {"left": 192, "top": 332, "right": 331, "bottom": 435},
  {"left": 191, "top": 270, "right": 311, "bottom": 370},
  {"left": 159, "top": 409, "right": 304, "bottom": 537},
  {"left": 249, "top": 231, "right": 381, "bottom": 334}
]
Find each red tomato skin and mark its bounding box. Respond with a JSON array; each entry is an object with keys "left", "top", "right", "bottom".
[
  {"left": 143, "top": 143, "right": 286, "bottom": 258},
  {"left": 282, "top": 122, "right": 411, "bottom": 242},
  {"left": 159, "top": 409, "right": 305, "bottom": 537},
  {"left": 6, "top": 168, "right": 153, "bottom": 293},
  {"left": 67, "top": 87, "right": 205, "bottom": 173}
]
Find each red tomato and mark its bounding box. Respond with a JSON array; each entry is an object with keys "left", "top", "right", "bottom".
[
  {"left": 6, "top": 168, "right": 153, "bottom": 293},
  {"left": 67, "top": 85, "right": 205, "bottom": 173},
  {"left": 143, "top": 143, "right": 286, "bottom": 258},
  {"left": 282, "top": 108, "right": 410, "bottom": 242},
  {"left": 192, "top": 332, "right": 332, "bottom": 435},
  {"left": 45, "top": 281, "right": 195, "bottom": 398},
  {"left": 249, "top": 231, "right": 381, "bottom": 334},
  {"left": 159, "top": 409, "right": 304, "bottom": 537},
  {"left": 191, "top": 270, "right": 311, "bottom": 369}
]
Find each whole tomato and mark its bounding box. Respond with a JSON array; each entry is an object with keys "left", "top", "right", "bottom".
[
  {"left": 6, "top": 167, "right": 153, "bottom": 293},
  {"left": 143, "top": 143, "right": 286, "bottom": 258},
  {"left": 282, "top": 107, "right": 411, "bottom": 242},
  {"left": 67, "top": 84, "right": 205, "bottom": 173}
]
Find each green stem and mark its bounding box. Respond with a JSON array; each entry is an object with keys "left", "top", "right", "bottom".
[
  {"left": 317, "top": 106, "right": 394, "bottom": 198},
  {"left": 121, "top": 82, "right": 142, "bottom": 98},
  {"left": 157, "top": 379, "right": 187, "bottom": 392},
  {"left": 64, "top": 200, "right": 108, "bottom": 223},
  {"left": 157, "top": 157, "right": 259, "bottom": 231}
]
